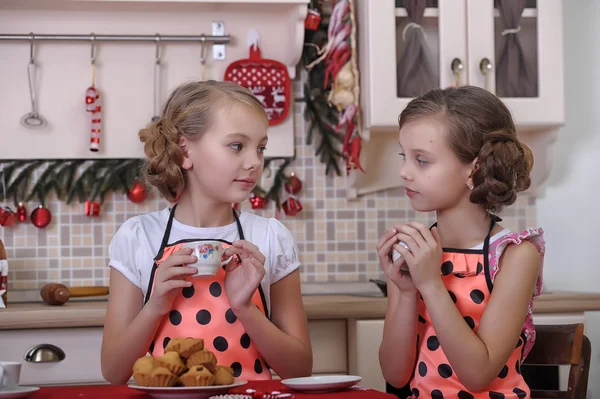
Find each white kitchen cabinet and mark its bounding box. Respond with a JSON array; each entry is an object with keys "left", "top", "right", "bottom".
[
  {"left": 351, "top": 0, "right": 564, "bottom": 198},
  {"left": 0, "top": 327, "right": 106, "bottom": 386}
]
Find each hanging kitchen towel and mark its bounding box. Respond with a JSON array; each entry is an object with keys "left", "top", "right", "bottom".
[{"left": 224, "top": 30, "right": 290, "bottom": 126}]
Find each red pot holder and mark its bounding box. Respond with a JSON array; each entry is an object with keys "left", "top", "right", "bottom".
[{"left": 224, "top": 44, "right": 290, "bottom": 126}]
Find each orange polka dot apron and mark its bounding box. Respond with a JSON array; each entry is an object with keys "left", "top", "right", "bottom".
[
  {"left": 144, "top": 204, "right": 271, "bottom": 381},
  {"left": 409, "top": 218, "right": 531, "bottom": 399}
]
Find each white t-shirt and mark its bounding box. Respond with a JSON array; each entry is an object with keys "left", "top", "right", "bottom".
[{"left": 108, "top": 208, "right": 301, "bottom": 313}]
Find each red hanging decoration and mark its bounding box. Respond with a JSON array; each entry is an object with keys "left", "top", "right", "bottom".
[
  {"left": 233, "top": 202, "right": 240, "bottom": 211},
  {"left": 249, "top": 193, "right": 267, "bottom": 210},
  {"left": 30, "top": 205, "right": 51, "bottom": 228},
  {"left": 84, "top": 200, "right": 101, "bottom": 217},
  {"left": 86, "top": 86, "right": 102, "bottom": 152},
  {"left": 0, "top": 207, "right": 17, "bottom": 227},
  {"left": 16, "top": 202, "right": 27, "bottom": 222},
  {"left": 127, "top": 180, "right": 147, "bottom": 204},
  {"left": 346, "top": 136, "right": 365, "bottom": 175},
  {"left": 305, "top": 9, "right": 322, "bottom": 31},
  {"left": 284, "top": 173, "right": 303, "bottom": 195},
  {"left": 282, "top": 197, "right": 303, "bottom": 216}
]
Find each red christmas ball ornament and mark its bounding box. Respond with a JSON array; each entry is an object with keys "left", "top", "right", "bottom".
[
  {"left": 282, "top": 197, "right": 303, "bottom": 216},
  {"left": 0, "top": 207, "right": 17, "bottom": 227},
  {"left": 85, "top": 200, "right": 101, "bottom": 217},
  {"left": 16, "top": 202, "right": 27, "bottom": 222},
  {"left": 31, "top": 205, "right": 51, "bottom": 228},
  {"left": 249, "top": 193, "right": 267, "bottom": 210},
  {"left": 284, "top": 173, "right": 303, "bottom": 195},
  {"left": 127, "top": 181, "right": 147, "bottom": 204},
  {"left": 305, "top": 8, "right": 322, "bottom": 30}
]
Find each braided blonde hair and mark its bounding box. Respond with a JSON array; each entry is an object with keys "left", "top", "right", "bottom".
[{"left": 138, "top": 80, "right": 267, "bottom": 202}]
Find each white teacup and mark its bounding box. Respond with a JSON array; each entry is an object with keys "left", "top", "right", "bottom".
[
  {"left": 0, "top": 361, "right": 21, "bottom": 391},
  {"left": 181, "top": 241, "right": 233, "bottom": 277},
  {"left": 392, "top": 241, "right": 410, "bottom": 272}
]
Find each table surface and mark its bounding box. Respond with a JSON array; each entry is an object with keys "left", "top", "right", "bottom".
[{"left": 27, "top": 380, "right": 396, "bottom": 399}]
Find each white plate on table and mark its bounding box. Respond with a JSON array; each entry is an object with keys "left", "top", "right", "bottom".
[
  {"left": 128, "top": 379, "right": 247, "bottom": 399},
  {"left": 281, "top": 375, "right": 362, "bottom": 393},
  {"left": 0, "top": 386, "right": 40, "bottom": 399}
]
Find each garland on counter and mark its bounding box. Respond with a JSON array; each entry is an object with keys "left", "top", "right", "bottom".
[{"left": 302, "top": 0, "right": 364, "bottom": 177}]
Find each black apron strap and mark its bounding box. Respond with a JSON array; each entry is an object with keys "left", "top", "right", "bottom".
[{"left": 154, "top": 203, "right": 178, "bottom": 261}]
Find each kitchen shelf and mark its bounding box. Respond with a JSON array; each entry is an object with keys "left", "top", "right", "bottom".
[{"left": 395, "top": 7, "right": 538, "bottom": 18}]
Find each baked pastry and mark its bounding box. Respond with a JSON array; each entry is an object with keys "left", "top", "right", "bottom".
[
  {"left": 186, "top": 349, "right": 217, "bottom": 370},
  {"left": 146, "top": 367, "right": 178, "bottom": 387},
  {"left": 178, "top": 338, "right": 204, "bottom": 358},
  {"left": 164, "top": 338, "right": 184, "bottom": 354},
  {"left": 179, "top": 365, "right": 216, "bottom": 387},
  {"left": 156, "top": 351, "right": 187, "bottom": 376},
  {"left": 213, "top": 365, "right": 235, "bottom": 385},
  {"left": 132, "top": 356, "right": 157, "bottom": 386}
]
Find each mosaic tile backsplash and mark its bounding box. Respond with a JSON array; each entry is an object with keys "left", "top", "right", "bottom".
[{"left": 0, "top": 104, "right": 538, "bottom": 291}]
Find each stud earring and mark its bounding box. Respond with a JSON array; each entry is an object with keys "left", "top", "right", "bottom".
[{"left": 468, "top": 184, "right": 474, "bottom": 190}]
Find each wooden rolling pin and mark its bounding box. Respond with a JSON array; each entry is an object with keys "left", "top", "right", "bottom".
[{"left": 40, "top": 283, "right": 109, "bottom": 306}]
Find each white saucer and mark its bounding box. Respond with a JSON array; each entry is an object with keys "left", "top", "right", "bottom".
[
  {"left": 128, "top": 379, "right": 247, "bottom": 399},
  {"left": 281, "top": 375, "right": 362, "bottom": 393},
  {"left": 0, "top": 386, "right": 40, "bottom": 399}
]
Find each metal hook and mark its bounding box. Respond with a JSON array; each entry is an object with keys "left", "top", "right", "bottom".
[
  {"left": 29, "top": 32, "right": 35, "bottom": 64},
  {"left": 155, "top": 33, "right": 161, "bottom": 64},
  {"left": 90, "top": 33, "right": 96, "bottom": 65},
  {"left": 199, "top": 35, "right": 208, "bottom": 63}
]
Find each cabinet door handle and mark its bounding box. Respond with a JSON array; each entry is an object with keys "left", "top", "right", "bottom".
[
  {"left": 24, "top": 344, "right": 66, "bottom": 363},
  {"left": 451, "top": 58, "right": 464, "bottom": 87},
  {"left": 480, "top": 58, "right": 492, "bottom": 76}
]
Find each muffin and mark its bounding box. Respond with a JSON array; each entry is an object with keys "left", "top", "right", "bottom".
[
  {"left": 164, "top": 338, "right": 184, "bottom": 354},
  {"left": 146, "top": 367, "right": 178, "bottom": 387},
  {"left": 156, "top": 351, "right": 187, "bottom": 376},
  {"left": 132, "top": 356, "right": 157, "bottom": 386},
  {"left": 179, "top": 365, "right": 216, "bottom": 387},
  {"left": 186, "top": 349, "right": 217, "bottom": 370},
  {"left": 178, "top": 338, "right": 205, "bottom": 358},
  {"left": 213, "top": 365, "right": 235, "bottom": 385}
]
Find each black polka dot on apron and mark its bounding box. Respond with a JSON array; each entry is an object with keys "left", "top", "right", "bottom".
[
  {"left": 254, "top": 359, "right": 264, "bottom": 374},
  {"left": 498, "top": 365, "right": 509, "bottom": 378},
  {"left": 441, "top": 261, "right": 454, "bottom": 275},
  {"left": 411, "top": 388, "right": 420, "bottom": 398},
  {"left": 213, "top": 336, "right": 229, "bottom": 352},
  {"left": 454, "top": 273, "right": 465, "bottom": 279},
  {"left": 516, "top": 338, "right": 523, "bottom": 348},
  {"left": 182, "top": 285, "right": 195, "bottom": 298},
  {"left": 470, "top": 289, "right": 485, "bottom": 304},
  {"left": 489, "top": 392, "right": 505, "bottom": 399},
  {"left": 418, "top": 314, "right": 426, "bottom": 323},
  {"left": 196, "top": 309, "right": 212, "bottom": 325},
  {"left": 448, "top": 291, "right": 457, "bottom": 303},
  {"left": 457, "top": 391, "right": 474, "bottom": 399},
  {"left": 149, "top": 340, "right": 155, "bottom": 353},
  {"left": 515, "top": 359, "right": 521, "bottom": 375},
  {"left": 426, "top": 336, "right": 440, "bottom": 351},
  {"left": 431, "top": 389, "right": 444, "bottom": 399},
  {"left": 209, "top": 282, "right": 222, "bottom": 297},
  {"left": 169, "top": 310, "right": 182, "bottom": 326},
  {"left": 240, "top": 333, "right": 251, "bottom": 349},
  {"left": 464, "top": 316, "right": 475, "bottom": 330},
  {"left": 225, "top": 308, "right": 237, "bottom": 324},
  {"left": 418, "top": 361, "right": 427, "bottom": 377},
  {"left": 438, "top": 363, "right": 453, "bottom": 378},
  {"left": 476, "top": 262, "right": 483, "bottom": 275},
  {"left": 162, "top": 337, "right": 171, "bottom": 349},
  {"left": 230, "top": 362, "right": 242, "bottom": 377},
  {"left": 420, "top": 294, "right": 424, "bottom": 301},
  {"left": 513, "top": 388, "right": 527, "bottom": 399}
]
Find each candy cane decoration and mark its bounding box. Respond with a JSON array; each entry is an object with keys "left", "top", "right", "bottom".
[{"left": 86, "top": 86, "right": 101, "bottom": 152}]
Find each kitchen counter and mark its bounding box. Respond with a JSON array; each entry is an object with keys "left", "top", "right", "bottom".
[{"left": 1, "top": 292, "right": 600, "bottom": 330}]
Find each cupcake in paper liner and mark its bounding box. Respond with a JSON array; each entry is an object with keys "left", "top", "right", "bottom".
[
  {"left": 132, "top": 355, "right": 158, "bottom": 386},
  {"left": 147, "top": 367, "right": 178, "bottom": 387},
  {"left": 156, "top": 351, "right": 187, "bottom": 376},
  {"left": 186, "top": 349, "right": 217, "bottom": 370},
  {"left": 213, "top": 365, "right": 235, "bottom": 385},
  {"left": 178, "top": 338, "right": 205, "bottom": 358},
  {"left": 179, "top": 365, "right": 215, "bottom": 387}
]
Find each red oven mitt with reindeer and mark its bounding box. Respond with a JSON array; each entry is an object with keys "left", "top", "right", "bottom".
[{"left": 224, "top": 33, "right": 290, "bottom": 126}]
